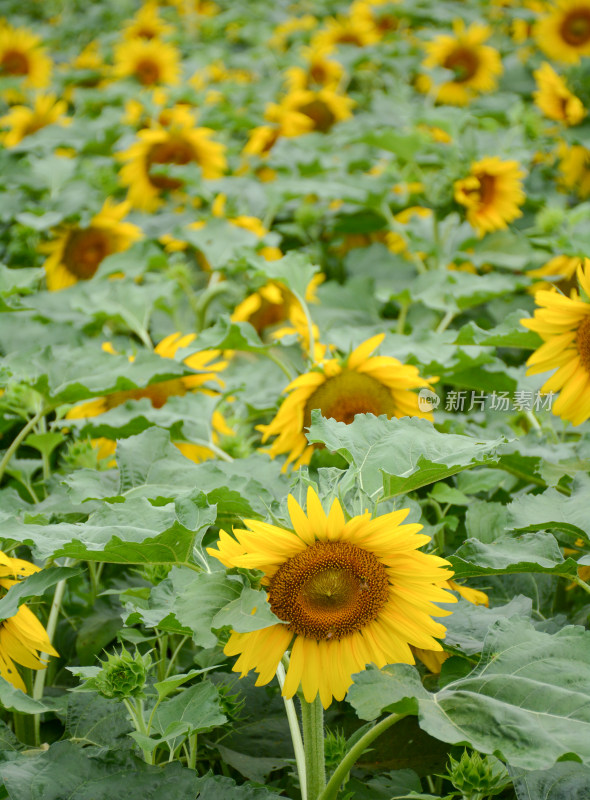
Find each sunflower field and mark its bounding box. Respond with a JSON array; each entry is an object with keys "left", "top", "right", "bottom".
[{"left": 1, "top": 0, "right": 590, "bottom": 797}]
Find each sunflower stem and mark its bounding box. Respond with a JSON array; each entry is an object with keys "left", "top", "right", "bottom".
[
  {"left": 265, "top": 349, "right": 295, "bottom": 381},
  {"left": 317, "top": 712, "right": 408, "bottom": 800},
  {"left": 0, "top": 406, "right": 51, "bottom": 486},
  {"left": 300, "top": 695, "right": 326, "bottom": 800},
  {"left": 276, "top": 661, "right": 307, "bottom": 800}
]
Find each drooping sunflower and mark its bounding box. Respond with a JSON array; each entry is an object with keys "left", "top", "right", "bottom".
[
  {"left": 535, "top": 0, "right": 590, "bottom": 63},
  {"left": 0, "top": 26, "right": 52, "bottom": 91},
  {"left": 119, "top": 108, "right": 226, "bottom": 211},
  {"left": 0, "top": 94, "right": 69, "bottom": 147},
  {"left": 533, "top": 62, "right": 586, "bottom": 124},
  {"left": 0, "top": 551, "right": 59, "bottom": 692},
  {"left": 266, "top": 88, "right": 354, "bottom": 136},
  {"left": 521, "top": 261, "right": 590, "bottom": 425},
  {"left": 258, "top": 334, "right": 436, "bottom": 470},
  {"left": 558, "top": 142, "right": 590, "bottom": 197},
  {"left": 207, "top": 488, "right": 455, "bottom": 708},
  {"left": 41, "top": 200, "right": 142, "bottom": 291},
  {"left": 419, "top": 20, "right": 503, "bottom": 106},
  {"left": 113, "top": 38, "right": 180, "bottom": 87},
  {"left": 67, "top": 333, "right": 231, "bottom": 463},
  {"left": 122, "top": 2, "right": 174, "bottom": 40},
  {"left": 454, "top": 156, "right": 526, "bottom": 236}
]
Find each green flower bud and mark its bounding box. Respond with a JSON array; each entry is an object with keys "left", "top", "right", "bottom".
[
  {"left": 535, "top": 206, "right": 565, "bottom": 234},
  {"left": 446, "top": 750, "right": 510, "bottom": 798},
  {"left": 94, "top": 647, "right": 151, "bottom": 700}
]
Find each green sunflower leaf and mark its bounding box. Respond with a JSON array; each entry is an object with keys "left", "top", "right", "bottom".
[{"left": 0, "top": 566, "right": 80, "bottom": 621}]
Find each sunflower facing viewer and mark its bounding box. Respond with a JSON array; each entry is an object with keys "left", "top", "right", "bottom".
[
  {"left": 521, "top": 261, "right": 590, "bottom": 426},
  {"left": 535, "top": 0, "right": 590, "bottom": 63},
  {"left": 208, "top": 487, "right": 455, "bottom": 708},
  {"left": 259, "top": 334, "right": 436, "bottom": 470},
  {"left": 454, "top": 157, "right": 526, "bottom": 236}
]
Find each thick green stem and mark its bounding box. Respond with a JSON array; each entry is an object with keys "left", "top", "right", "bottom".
[
  {"left": 124, "top": 697, "right": 153, "bottom": 764},
  {"left": 317, "top": 712, "right": 408, "bottom": 800},
  {"left": 276, "top": 661, "right": 307, "bottom": 800},
  {"left": 0, "top": 407, "right": 49, "bottom": 485},
  {"left": 300, "top": 695, "right": 326, "bottom": 800},
  {"left": 187, "top": 731, "right": 198, "bottom": 771}
]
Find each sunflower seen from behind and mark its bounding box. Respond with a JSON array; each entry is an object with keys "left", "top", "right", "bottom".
[
  {"left": 119, "top": 107, "right": 226, "bottom": 211},
  {"left": 41, "top": 199, "right": 142, "bottom": 291},
  {"left": 521, "top": 261, "right": 590, "bottom": 425},
  {"left": 535, "top": 0, "right": 590, "bottom": 63},
  {"left": 418, "top": 20, "right": 503, "bottom": 106},
  {"left": 259, "top": 333, "right": 436, "bottom": 470},
  {"left": 454, "top": 156, "right": 526, "bottom": 236},
  {"left": 208, "top": 487, "right": 455, "bottom": 708},
  {"left": 0, "top": 551, "right": 59, "bottom": 692}
]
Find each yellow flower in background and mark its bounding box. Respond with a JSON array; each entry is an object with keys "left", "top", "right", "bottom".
[
  {"left": 67, "top": 334, "right": 231, "bottom": 463},
  {"left": 558, "top": 142, "right": 590, "bottom": 197},
  {"left": 0, "top": 551, "right": 59, "bottom": 692},
  {"left": 533, "top": 62, "right": 585, "bottom": 124},
  {"left": 454, "top": 157, "right": 526, "bottom": 236},
  {"left": 0, "top": 94, "right": 69, "bottom": 147},
  {"left": 243, "top": 125, "right": 281, "bottom": 158},
  {"left": 207, "top": 488, "right": 455, "bottom": 708},
  {"left": 170, "top": 0, "right": 219, "bottom": 16},
  {"left": 122, "top": 2, "right": 174, "bottom": 40},
  {"left": 521, "top": 261, "right": 590, "bottom": 425},
  {"left": 312, "top": 12, "right": 381, "bottom": 49},
  {"left": 41, "top": 200, "right": 143, "bottom": 291},
  {"left": 268, "top": 15, "right": 317, "bottom": 51},
  {"left": 266, "top": 88, "right": 354, "bottom": 136},
  {"left": 419, "top": 21, "right": 503, "bottom": 106},
  {"left": 0, "top": 26, "right": 52, "bottom": 91},
  {"left": 528, "top": 255, "right": 589, "bottom": 294},
  {"left": 259, "top": 334, "right": 436, "bottom": 470},
  {"left": 536, "top": 0, "right": 590, "bottom": 63},
  {"left": 113, "top": 38, "right": 180, "bottom": 86},
  {"left": 284, "top": 47, "right": 345, "bottom": 92},
  {"left": 119, "top": 107, "right": 227, "bottom": 211}
]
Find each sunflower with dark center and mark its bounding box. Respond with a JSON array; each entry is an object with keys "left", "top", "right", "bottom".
[
  {"left": 536, "top": 0, "right": 590, "bottom": 63},
  {"left": 0, "top": 25, "right": 52, "bottom": 91},
  {"left": 265, "top": 88, "right": 354, "bottom": 136},
  {"left": 207, "top": 487, "right": 455, "bottom": 707},
  {"left": 0, "top": 93, "right": 69, "bottom": 147},
  {"left": 454, "top": 156, "right": 526, "bottom": 237},
  {"left": 533, "top": 62, "right": 586, "bottom": 125},
  {"left": 122, "top": 2, "right": 174, "bottom": 40},
  {"left": 41, "top": 199, "right": 143, "bottom": 291},
  {"left": 0, "top": 551, "right": 59, "bottom": 692},
  {"left": 119, "top": 107, "right": 227, "bottom": 211},
  {"left": 418, "top": 20, "right": 502, "bottom": 106},
  {"left": 258, "top": 334, "right": 436, "bottom": 470},
  {"left": 113, "top": 38, "right": 180, "bottom": 86},
  {"left": 558, "top": 142, "right": 590, "bottom": 198},
  {"left": 522, "top": 261, "right": 590, "bottom": 425}
]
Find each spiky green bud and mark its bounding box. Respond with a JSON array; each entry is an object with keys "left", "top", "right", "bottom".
[
  {"left": 94, "top": 647, "right": 151, "bottom": 700},
  {"left": 446, "top": 750, "right": 510, "bottom": 799}
]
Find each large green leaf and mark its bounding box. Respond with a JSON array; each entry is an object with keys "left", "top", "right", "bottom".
[
  {"left": 507, "top": 480, "right": 590, "bottom": 541},
  {"left": 150, "top": 680, "right": 226, "bottom": 748},
  {"left": 510, "top": 762, "right": 590, "bottom": 800},
  {"left": 348, "top": 618, "right": 590, "bottom": 770},
  {"left": 307, "top": 413, "right": 504, "bottom": 496},
  {"left": 194, "top": 774, "right": 283, "bottom": 799}
]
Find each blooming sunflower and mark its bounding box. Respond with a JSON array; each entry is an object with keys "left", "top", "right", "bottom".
[
  {"left": 454, "top": 156, "right": 526, "bottom": 236},
  {"left": 0, "top": 26, "right": 52, "bottom": 91},
  {"left": 536, "top": 0, "right": 590, "bottom": 63},
  {"left": 284, "top": 47, "right": 346, "bottom": 92},
  {"left": 521, "top": 261, "right": 590, "bottom": 425},
  {"left": 242, "top": 125, "right": 281, "bottom": 158},
  {"left": 0, "top": 551, "right": 59, "bottom": 692},
  {"left": 67, "top": 333, "right": 230, "bottom": 462},
  {"left": 122, "top": 2, "right": 174, "bottom": 40},
  {"left": 528, "top": 255, "right": 589, "bottom": 294},
  {"left": 533, "top": 62, "right": 586, "bottom": 124},
  {"left": 207, "top": 488, "right": 455, "bottom": 707},
  {"left": 558, "top": 142, "right": 590, "bottom": 197},
  {"left": 0, "top": 93, "right": 69, "bottom": 147},
  {"left": 258, "top": 334, "right": 436, "bottom": 470},
  {"left": 266, "top": 88, "right": 354, "bottom": 136},
  {"left": 41, "top": 200, "right": 142, "bottom": 291},
  {"left": 312, "top": 12, "right": 381, "bottom": 49},
  {"left": 419, "top": 20, "right": 503, "bottom": 106},
  {"left": 113, "top": 38, "right": 180, "bottom": 87},
  {"left": 119, "top": 108, "right": 226, "bottom": 211}
]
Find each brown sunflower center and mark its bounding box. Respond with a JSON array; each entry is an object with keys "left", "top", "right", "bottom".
[
  {"left": 298, "top": 99, "right": 336, "bottom": 132},
  {"left": 475, "top": 173, "right": 496, "bottom": 206},
  {"left": 576, "top": 315, "right": 590, "bottom": 372},
  {"left": 309, "top": 62, "right": 329, "bottom": 86},
  {"left": 560, "top": 9, "right": 590, "bottom": 46},
  {"left": 136, "top": 26, "right": 157, "bottom": 40},
  {"left": 303, "top": 370, "right": 398, "bottom": 428},
  {"left": 443, "top": 47, "right": 479, "bottom": 82},
  {"left": 1, "top": 49, "right": 30, "bottom": 76},
  {"left": 268, "top": 540, "right": 389, "bottom": 640},
  {"left": 63, "top": 227, "right": 111, "bottom": 280},
  {"left": 135, "top": 58, "right": 161, "bottom": 85},
  {"left": 147, "top": 137, "right": 195, "bottom": 189}
]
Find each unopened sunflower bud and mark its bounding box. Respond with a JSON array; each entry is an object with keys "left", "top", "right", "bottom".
[
  {"left": 94, "top": 647, "right": 151, "bottom": 700},
  {"left": 446, "top": 750, "right": 510, "bottom": 798}
]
